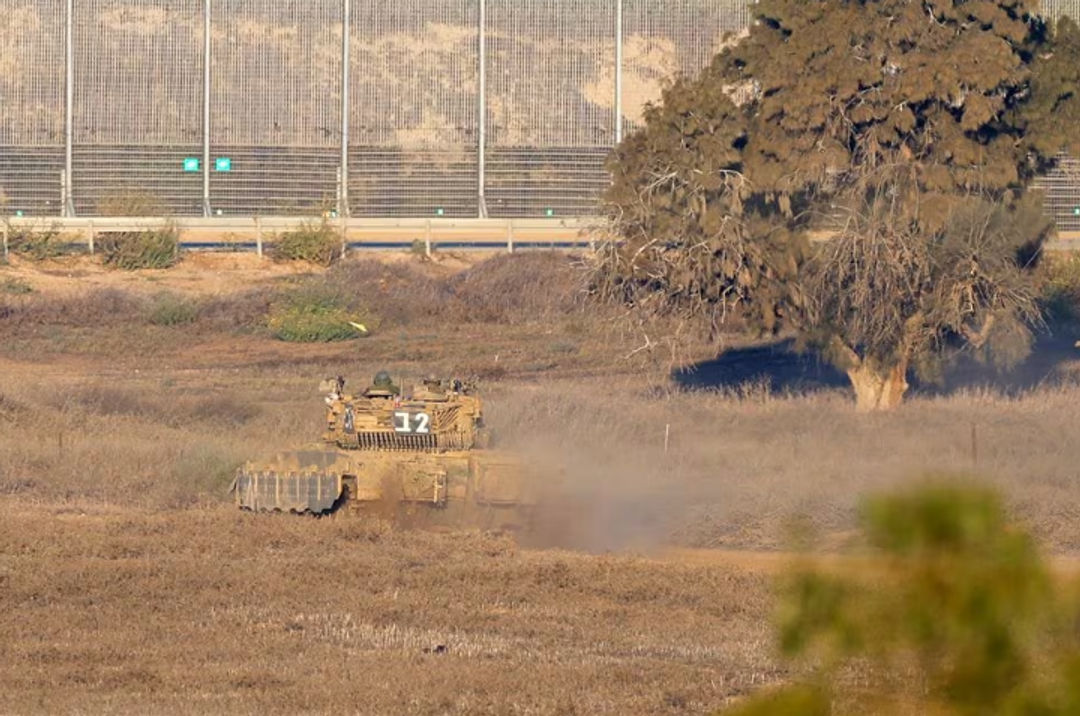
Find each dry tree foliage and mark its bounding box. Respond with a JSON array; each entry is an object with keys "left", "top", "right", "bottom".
[
  {"left": 802, "top": 173, "right": 1050, "bottom": 409},
  {"left": 593, "top": 1, "right": 1080, "bottom": 409}
]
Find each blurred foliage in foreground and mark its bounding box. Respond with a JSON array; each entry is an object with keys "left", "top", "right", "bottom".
[{"left": 728, "top": 481, "right": 1080, "bottom": 715}]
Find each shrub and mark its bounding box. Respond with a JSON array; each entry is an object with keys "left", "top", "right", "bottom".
[
  {"left": 198, "top": 287, "right": 277, "bottom": 332},
  {"left": 98, "top": 226, "right": 180, "bottom": 270},
  {"left": 272, "top": 220, "right": 341, "bottom": 266},
  {"left": 448, "top": 252, "right": 584, "bottom": 323},
  {"left": 267, "top": 286, "right": 372, "bottom": 342},
  {"left": 95, "top": 191, "right": 166, "bottom": 217},
  {"left": 146, "top": 292, "right": 198, "bottom": 326},
  {"left": 0, "top": 288, "right": 143, "bottom": 328},
  {"left": 6, "top": 223, "right": 65, "bottom": 260},
  {"left": 410, "top": 238, "right": 433, "bottom": 260},
  {"left": 319, "top": 253, "right": 586, "bottom": 328},
  {"left": 730, "top": 481, "right": 1076, "bottom": 715},
  {"left": 323, "top": 259, "right": 451, "bottom": 326},
  {"left": 1038, "top": 253, "right": 1080, "bottom": 324},
  {"left": 0, "top": 277, "right": 33, "bottom": 295}
]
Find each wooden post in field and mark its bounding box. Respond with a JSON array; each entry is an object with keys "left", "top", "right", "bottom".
[
  {"left": 424, "top": 219, "right": 432, "bottom": 258},
  {"left": 507, "top": 219, "right": 514, "bottom": 254},
  {"left": 87, "top": 219, "right": 95, "bottom": 255},
  {"left": 664, "top": 423, "right": 670, "bottom": 453},
  {"left": 255, "top": 216, "right": 263, "bottom": 257}
]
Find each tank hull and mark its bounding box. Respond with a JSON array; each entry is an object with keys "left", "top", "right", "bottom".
[{"left": 232, "top": 446, "right": 538, "bottom": 530}]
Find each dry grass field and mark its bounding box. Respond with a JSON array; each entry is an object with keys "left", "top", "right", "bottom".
[{"left": 3, "top": 251, "right": 1080, "bottom": 713}]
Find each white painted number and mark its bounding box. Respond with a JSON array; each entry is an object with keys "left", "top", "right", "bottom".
[{"left": 394, "top": 411, "right": 431, "bottom": 434}]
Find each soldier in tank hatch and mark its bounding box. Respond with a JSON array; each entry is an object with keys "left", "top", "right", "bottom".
[{"left": 362, "top": 370, "right": 400, "bottom": 398}]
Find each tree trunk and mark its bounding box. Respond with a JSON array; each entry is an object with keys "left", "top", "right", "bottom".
[{"left": 846, "top": 359, "right": 909, "bottom": 412}]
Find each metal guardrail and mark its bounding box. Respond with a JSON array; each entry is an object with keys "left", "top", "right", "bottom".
[
  {"left": 3, "top": 216, "right": 1080, "bottom": 260},
  {"left": 0, "top": 216, "right": 598, "bottom": 258}
]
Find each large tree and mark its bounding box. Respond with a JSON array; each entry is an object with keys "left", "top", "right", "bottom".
[{"left": 595, "top": 0, "right": 1080, "bottom": 409}]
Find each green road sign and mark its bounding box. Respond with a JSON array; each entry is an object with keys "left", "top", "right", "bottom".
[
  {"left": 1074, "top": 206, "right": 1079, "bottom": 216},
  {"left": 435, "top": 207, "right": 445, "bottom": 216},
  {"left": 215, "top": 157, "right": 232, "bottom": 172},
  {"left": 183, "top": 157, "right": 200, "bottom": 172},
  {"left": 544, "top": 208, "right": 554, "bottom": 217},
  {"left": 14, "top": 210, "right": 23, "bottom": 217}
]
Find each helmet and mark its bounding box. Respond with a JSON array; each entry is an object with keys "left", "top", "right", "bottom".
[{"left": 373, "top": 370, "right": 393, "bottom": 388}]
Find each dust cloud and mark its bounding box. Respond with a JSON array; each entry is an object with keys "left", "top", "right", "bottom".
[
  {"left": 482, "top": 372, "right": 1080, "bottom": 555},
  {"left": 486, "top": 382, "right": 702, "bottom": 553}
]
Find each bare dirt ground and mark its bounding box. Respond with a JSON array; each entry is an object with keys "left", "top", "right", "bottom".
[{"left": 3, "top": 251, "right": 1080, "bottom": 713}]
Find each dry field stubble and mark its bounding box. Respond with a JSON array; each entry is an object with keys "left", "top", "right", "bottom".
[
  {"left": 3, "top": 252, "right": 1080, "bottom": 712},
  {"left": 0, "top": 506, "right": 778, "bottom": 714}
]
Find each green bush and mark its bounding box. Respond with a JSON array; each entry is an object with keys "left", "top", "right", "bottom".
[
  {"left": 1039, "top": 254, "right": 1080, "bottom": 324},
  {"left": 146, "top": 292, "right": 198, "bottom": 326},
  {"left": 272, "top": 220, "right": 341, "bottom": 266},
  {"left": 410, "top": 238, "right": 433, "bottom": 260},
  {"left": 6, "top": 224, "right": 64, "bottom": 260},
  {"left": 98, "top": 226, "right": 180, "bottom": 270},
  {"left": 267, "top": 286, "right": 372, "bottom": 342},
  {"left": 729, "top": 480, "right": 1080, "bottom": 715},
  {"left": 0, "top": 276, "right": 33, "bottom": 295}
]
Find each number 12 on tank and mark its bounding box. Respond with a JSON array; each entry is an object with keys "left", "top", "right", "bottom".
[{"left": 393, "top": 412, "right": 430, "bottom": 434}]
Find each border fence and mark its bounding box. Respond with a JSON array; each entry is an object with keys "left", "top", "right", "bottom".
[{"left": 2, "top": 1, "right": 1080, "bottom": 227}]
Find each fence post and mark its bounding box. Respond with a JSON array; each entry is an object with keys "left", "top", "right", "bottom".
[
  {"left": 64, "top": 0, "right": 74, "bottom": 217},
  {"left": 88, "top": 219, "right": 95, "bottom": 255},
  {"left": 202, "top": 0, "right": 212, "bottom": 217},
  {"left": 339, "top": 0, "right": 350, "bottom": 217},
  {"left": 424, "top": 218, "right": 432, "bottom": 258},
  {"left": 477, "top": 0, "right": 487, "bottom": 219},
  {"left": 507, "top": 219, "right": 514, "bottom": 254},
  {"left": 339, "top": 214, "right": 348, "bottom": 258},
  {"left": 614, "top": 0, "right": 623, "bottom": 145},
  {"left": 255, "top": 216, "right": 262, "bottom": 257}
]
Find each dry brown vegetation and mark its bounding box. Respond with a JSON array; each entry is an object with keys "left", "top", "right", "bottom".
[
  {"left": 2, "top": 251, "right": 1080, "bottom": 712},
  {"left": 0, "top": 505, "right": 779, "bottom": 714}
]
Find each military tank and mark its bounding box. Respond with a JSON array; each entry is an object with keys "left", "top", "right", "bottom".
[{"left": 232, "top": 371, "right": 539, "bottom": 530}]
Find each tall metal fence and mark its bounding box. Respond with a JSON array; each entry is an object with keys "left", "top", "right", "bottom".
[
  {"left": 0, "top": 0, "right": 749, "bottom": 219},
  {"left": 1, "top": 1, "right": 1079, "bottom": 224}
]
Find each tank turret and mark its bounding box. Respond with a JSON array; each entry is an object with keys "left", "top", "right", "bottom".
[{"left": 322, "top": 375, "right": 485, "bottom": 452}]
